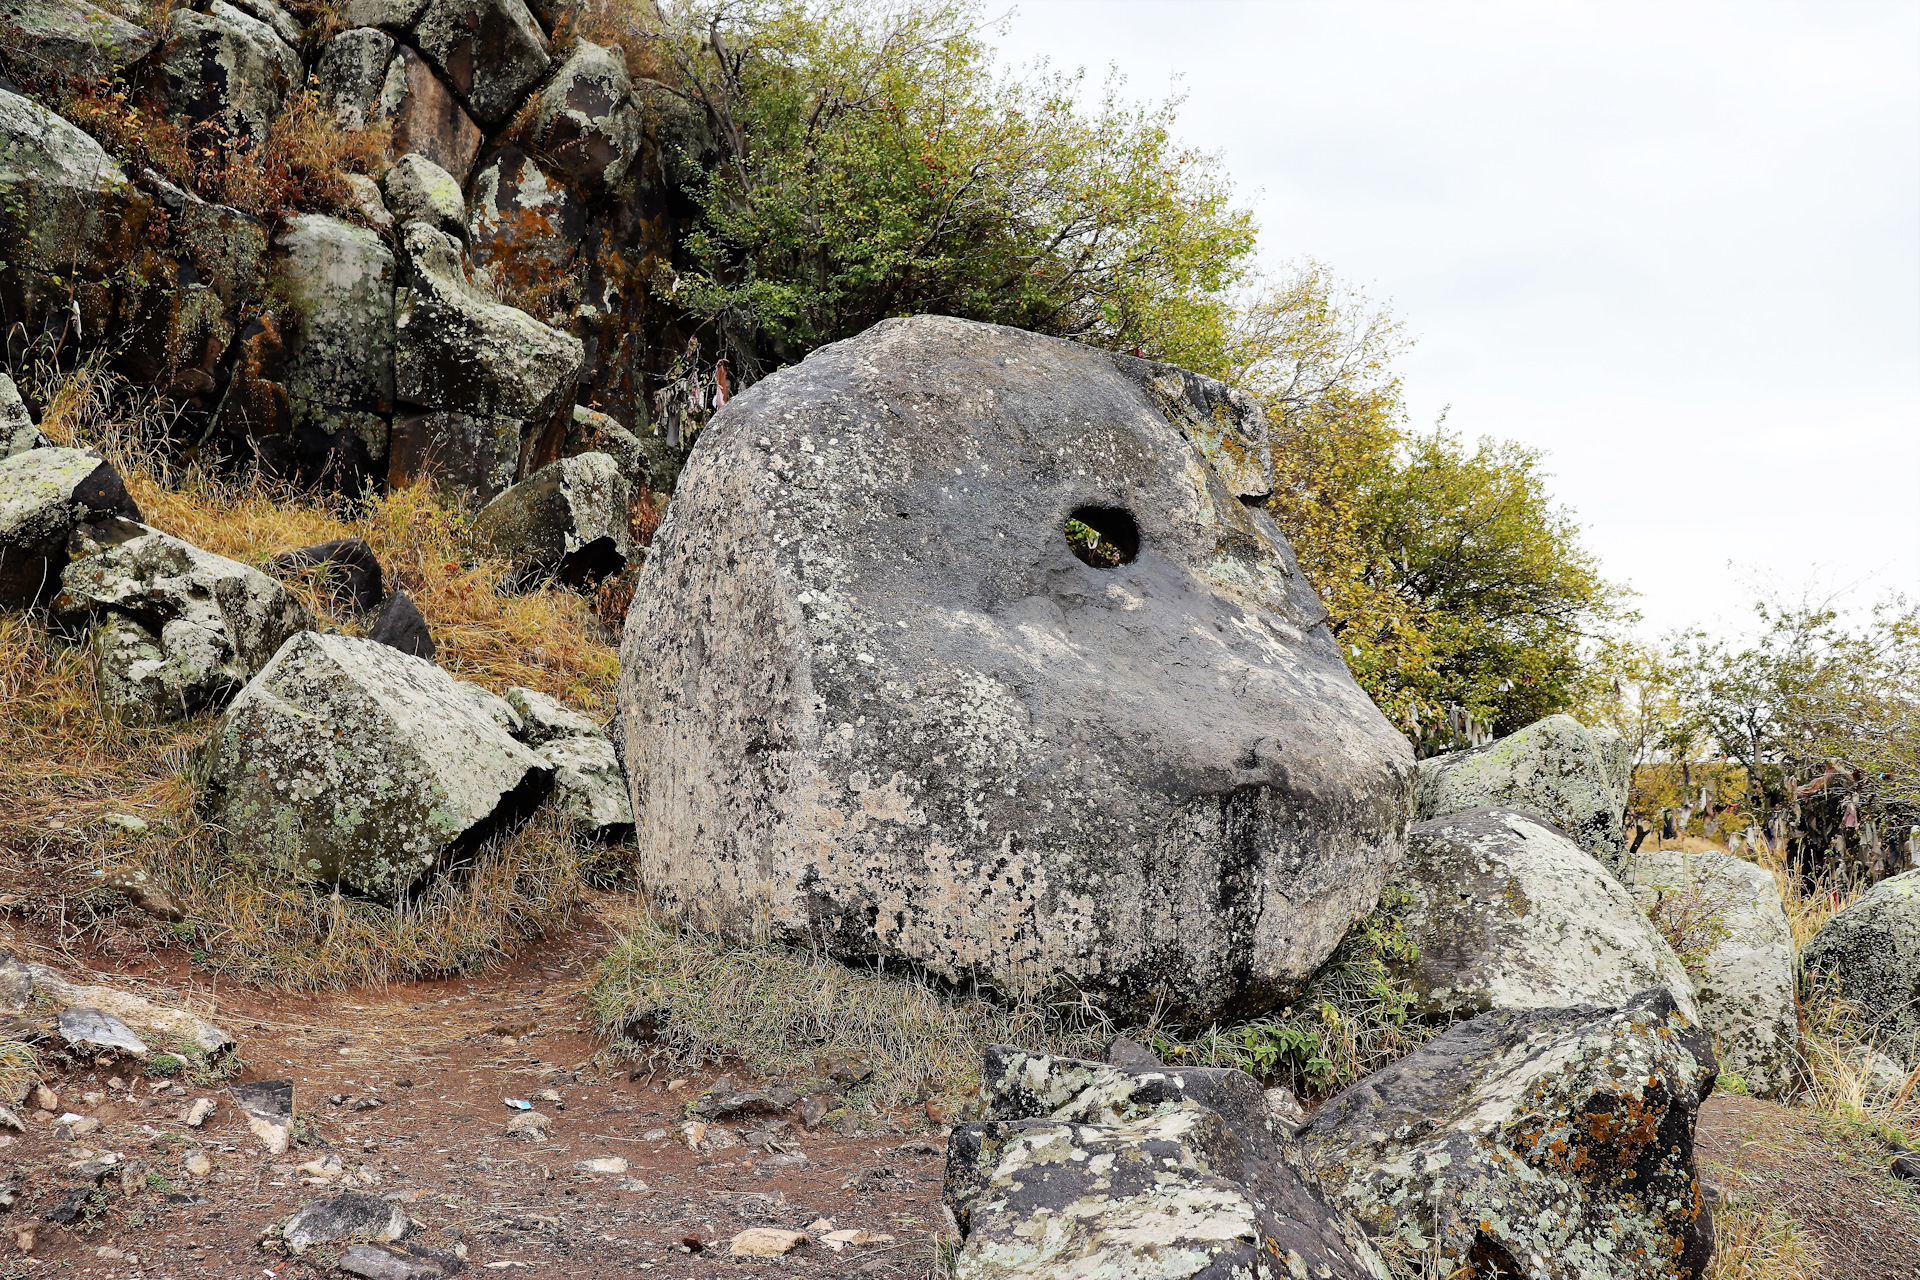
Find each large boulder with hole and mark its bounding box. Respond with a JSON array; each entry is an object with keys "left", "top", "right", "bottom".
[
  {"left": 0, "top": 448, "right": 142, "bottom": 608},
  {"left": 615, "top": 315, "right": 1413, "bottom": 1023},
  {"left": 945, "top": 1045, "right": 1386, "bottom": 1279},
  {"left": 0, "top": 0, "right": 157, "bottom": 88},
  {"left": 1390, "top": 807, "right": 1698, "bottom": 1023},
  {"left": 149, "top": 0, "right": 302, "bottom": 143},
  {"left": 471, "top": 451, "right": 629, "bottom": 587},
  {"left": 56, "top": 524, "right": 315, "bottom": 724},
  {"left": 1297, "top": 989, "right": 1716, "bottom": 1280},
  {"left": 1802, "top": 869, "right": 1920, "bottom": 1068},
  {"left": 379, "top": 44, "right": 483, "bottom": 181},
  {"left": 205, "top": 632, "right": 551, "bottom": 898},
  {"left": 520, "top": 40, "right": 639, "bottom": 183},
  {"left": 1414, "top": 713, "right": 1628, "bottom": 871},
  {"left": 0, "top": 89, "right": 154, "bottom": 340},
  {"left": 409, "top": 0, "right": 548, "bottom": 127},
  {"left": 1623, "top": 848, "right": 1797, "bottom": 1097},
  {"left": 393, "top": 221, "right": 583, "bottom": 436}
]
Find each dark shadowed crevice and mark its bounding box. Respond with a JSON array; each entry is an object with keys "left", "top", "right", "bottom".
[{"left": 1065, "top": 506, "right": 1139, "bottom": 568}]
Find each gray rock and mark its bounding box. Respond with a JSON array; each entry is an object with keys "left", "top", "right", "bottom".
[
  {"left": 1297, "top": 989, "right": 1716, "bottom": 1280},
  {"left": 563, "top": 404, "right": 646, "bottom": 485},
  {"left": 1390, "top": 807, "right": 1699, "bottom": 1024},
  {"left": 410, "top": 0, "right": 549, "bottom": 126},
  {"left": 471, "top": 451, "right": 629, "bottom": 587},
  {"left": 338, "top": 1244, "right": 443, "bottom": 1280},
  {"left": 387, "top": 409, "right": 524, "bottom": 503},
  {"left": 271, "top": 538, "right": 385, "bottom": 613},
  {"left": 1103, "top": 1035, "right": 1163, "bottom": 1069},
  {"left": 56, "top": 526, "right": 315, "bottom": 724},
  {"left": 379, "top": 44, "right": 483, "bottom": 183},
  {"left": 225, "top": 0, "right": 301, "bottom": 53},
  {"left": 283, "top": 1191, "right": 410, "bottom": 1255},
  {"left": 382, "top": 152, "right": 467, "bottom": 238},
  {"left": 0, "top": 89, "right": 153, "bottom": 339},
  {"left": 367, "top": 589, "right": 436, "bottom": 659},
  {"left": 1116, "top": 356, "right": 1272, "bottom": 500},
  {"left": 948, "top": 1044, "right": 1385, "bottom": 1280},
  {"left": 345, "top": 0, "right": 427, "bottom": 26},
  {"left": 205, "top": 632, "right": 551, "bottom": 898},
  {"left": 0, "top": 374, "right": 44, "bottom": 458},
  {"left": 58, "top": 1006, "right": 148, "bottom": 1055},
  {"left": 522, "top": 40, "right": 638, "bottom": 183},
  {"left": 615, "top": 315, "right": 1414, "bottom": 1023},
  {"left": 0, "top": 447, "right": 141, "bottom": 608},
  {"left": 343, "top": 173, "right": 393, "bottom": 231},
  {"left": 1, "top": 953, "right": 233, "bottom": 1053},
  {"left": 537, "top": 734, "right": 631, "bottom": 837},
  {"left": 274, "top": 215, "right": 398, "bottom": 493},
  {"left": 1803, "top": 868, "right": 1920, "bottom": 1067},
  {"left": 150, "top": 1, "right": 302, "bottom": 142},
  {"left": 316, "top": 27, "right": 397, "bottom": 128},
  {"left": 1623, "top": 848, "right": 1798, "bottom": 1097},
  {"left": 393, "top": 222, "right": 583, "bottom": 430},
  {"left": 1415, "top": 714, "right": 1628, "bottom": 871},
  {"left": 466, "top": 145, "right": 584, "bottom": 285},
  {"left": 503, "top": 685, "right": 601, "bottom": 745},
  {"left": 0, "top": 0, "right": 157, "bottom": 87}
]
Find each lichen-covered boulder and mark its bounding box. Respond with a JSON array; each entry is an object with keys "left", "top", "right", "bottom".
[
  {"left": 0, "top": 374, "right": 46, "bottom": 458},
  {"left": 947, "top": 1045, "right": 1385, "bottom": 1280},
  {"left": 388, "top": 409, "right": 523, "bottom": 502},
  {"left": 0, "top": 89, "right": 154, "bottom": 340},
  {"left": 1390, "top": 807, "right": 1699, "bottom": 1023},
  {"left": 380, "top": 44, "right": 482, "bottom": 182},
  {"left": 205, "top": 632, "right": 550, "bottom": 898},
  {"left": 316, "top": 26, "right": 396, "bottom": 127},
  {"left": 55, "top": 525, "right": 316, "bottom": 723},
  {"left": 1803, "top": 869, "right": 1920, "bottom": 1068},
  {"left": 1415, "top": 714, "right": 1628, "bottom": 871},
  {"left": 466, "top": 145, "right": 584, "bottom": 282},
  {"left": 504, "top": 684, "right": 601, "bottom": 744},
  {"left": 0, "top": 447, "right": 142, "bottom": 608},
  {"left": 227, "top": 0, "right": 300, "bottom": 51},
  {"left": 470, "top": 451, "right": 629, "bottom": 587},
  {"left": 1297, "top": 989, "right": 1717, "bottom": 1280},
  {"left": 562, "top": 404, "right": 646, "bottom": 485},
  {"left": 1623, "top": 848, "right": 1797, "bottom": 1097},
  {"left": 393, "top": 221, "right": 583, "bottom": 431},
  {"left": 410, "top": 0, "right": 549, "bottom": 127},
  {"left": 273, "top": 215, "right": 397, "bottom": 492},
  {"left": 522, "top": 40, "right": 639, "bottom": 183},
  {"left": 150, "top": 1, "right": 302, "bottom": 142},
  {"left": 0, "top": 0, "right": 157, "bottom": 88},
  {"left": 504, "top": 686, "right": 630, "bottom": 837},
  {"left": 382, "top": 152, "right": 467, "bottom": 238},
  {"left": 616, "top": 315, "right": 1414, "bottom": 1023}
]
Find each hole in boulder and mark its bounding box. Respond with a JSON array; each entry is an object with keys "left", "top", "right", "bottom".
[{"left": 1064, "top": 506, "right": 1139, "bottom": 568}]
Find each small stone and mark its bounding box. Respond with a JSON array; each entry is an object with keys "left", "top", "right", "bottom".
[
  {"left": 1104, "top": 1035, "right": 1163, "bottom": 1068},
  {"left": 101, "top": 813, "right": 149, "bottom": 836},
  {"left": 0, "top": 1106, "right": 22, "bottom": 1132},
  {"left": 820, "top": 1229, "right": 894, "bottom": 1251},
  {"left": 282, "top": 1191, "right": 411, "bottom": 1254},
  {"left": 504, "top": 1110, "right": 550, "bottom": 1138},
  {"left": 680, "top": 1120, "right": 707, "bottom": 1150},
  {"left": 1263, "top": 1085, "right": 1305, "bottom": 1131},
  {"left": 55, "top": 1113, "right": 100, "bottom": 1137},
  {"left": 231, "top": 1078, "right": 293, "bottom": 1155},
  {"left": 729, "top": 1227, "right": 807, "bottom": 1258},
  {"left": 184, "top": 1097, "right": 216, "bottom": 1126},
  {"left": 184, "top": 1151, "right": 211, "bottom": 1176},
  {"left": 824, "top": 1056, "right": 871, "bottom": 1086},
  {"left": 577, "top": 1156, "right": 626, "bottom": 1174},
  {"left": 32, "top": 1085, "right": 58, "bottom": 1112},
  {"left": 535, "top": 1088, "right": 561, "bottom": 1103},
  {"left": 99, "top": 865, "right": 184, "bottom": 922},
  {"left": 641, "top": 1128, "right": 668, "bottom": 1141},
  {"left": 798, "top": 1097, "right": 831, "bottom": 1130}
]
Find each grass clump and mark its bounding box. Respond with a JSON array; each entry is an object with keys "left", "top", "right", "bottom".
[
  {"left": 1705, "top": 1184, "right": 1825, "bottom": 1280},
  {"left": 0, "top": 1035, "right": 39, "bottom": 1106}
]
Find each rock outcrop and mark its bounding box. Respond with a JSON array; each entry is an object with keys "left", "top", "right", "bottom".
[
  {"left": 1297, "top": 989, "right": 1716, "bottom": 1280},
  {"left": 471, "top": 451, "right": 629, "bottom": 587},
  {"left": 381, "top": 152, "right": 467, "bottom": 238},
  {"left": 616, "top": 315, "right": 1414, "bottom": 1023},
  {"left": 945, "top": 1044, "right": 1386, "bottom": 1279},
  {"left": 520, "top": 40, "right": 639, "bottom": 183},
  {"left": 0, "top": 374, "right": 46, "bottom": 458},
  {"left": 56, "top": 524, "right": 314, "bottom": 723},
  {"left": 1414, "top": 713, "right": 1629, "bottom": 871},
  {"left": 0, "top": 0, "right": 158, "bottom": 88},
  {"left": 1390, "top": 807, "right": 1699, "bottom": 1023},
  {"left": 149, "top": 0, "right": 302, "bottom": 143},
  {"left": 1624, "top": 847, "right": 1798, "bottom": 1097},
  {"left": 0, "top": 447, "right": 143, "bottom": 608},
  {"left": 205, "top": 632, "right": 550, "bottom": 898},
  {"left": 1803, "top": 868, "right": 1920, "bottom": 1067}
]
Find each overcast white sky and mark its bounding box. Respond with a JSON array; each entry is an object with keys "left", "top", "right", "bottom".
[{"left": 992, "top": 1, "right": 1920, "bottom": 641}]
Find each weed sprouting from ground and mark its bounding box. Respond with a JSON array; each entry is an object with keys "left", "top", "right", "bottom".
[
  {"left": 0, "top": 1035, "right": 39, "bottom": 1105},
  {"left": 1704, "top": 1181, "right": 1825, "bottom": 1280}
]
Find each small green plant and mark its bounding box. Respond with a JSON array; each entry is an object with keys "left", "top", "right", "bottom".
[
  {"left": 146, "top": 1053, "right": 184, "bottom": 1077},
  {"left": 1719, "top": 1072, "right": 1751, "bottom": 1096},
  {"left": 143, "top": 1171, "right": 176, "bottom": 1195}
]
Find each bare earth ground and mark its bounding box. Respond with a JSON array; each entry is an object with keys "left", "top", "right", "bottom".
[
  {"left": 0, "top": 902, "right": 946, "bottom": 1280},
  {"left": 1697, "top": 1095, "right": 1920, "bottom": 1279}
]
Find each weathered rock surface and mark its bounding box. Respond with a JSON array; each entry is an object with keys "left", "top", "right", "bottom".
[
  {"left": 0, "top": 374, "right": 45, "bottom": 458},
  {"left": 471, "top": 451, "right": 629, "bottom": 587},
  {"left": 504, "top": 684, "right": 601, "bottom": 745},
  {"left": 1390, "top": 807, "right": 1699, "bottom": 1023},
  {"left": 1803, "top": 868, "right": 1920, "bottom": 1067},
  {"left": 522, "top": 40, "right": 639, "bottom": 183},
  {"left": 410, "top": 0, "right": 548, "bottom": 126},
  {"left": 393, "top": 222, "right": 583, "bottom": 430},
  {"left": 466, "top": 145, "right": 584, "bottom": 280},
  {"left": 388, "top": 409, "right": 523, "bottom": 502},
  {"left": 316, "top": 26, "right": 397, "bottom": 128},
  {"left": 501, "top": 688, "right": 630, "bottom": 834},
  {"left": 0, "top": 951, "right": 234, "bottom": 1055},
  {"left": 380, "top": 44, "right": 483, "bottom": 182},
  {"left": 562, "top": 404, "right": 647, "bottom": 484},
  {"left": 205, "top": 632, "right": 550, "bottom": 898},
  {"left": 0, "top": 0, "right": 158, "bottom": 87},
  {"left": 1297, "top": 989, "right": 1717, "bottom": 1280},
  {"left": 367, "top": 588, "right": 435, "bottom": 659},
  {"left": 0, "top": 447, "right": 142, "bottom": 607},
  {"left": 1414, "top": 713, "right": 1628, "bottom": 871},
  {"left": 150, "top": 1, "right": 302, "bottom": 142},
  {"left": 271, "top": 538, "right": 386, "bottom": 613},
  {"left": 1624, "top": 848, "right": 1798, "bottom": 1097},
  {"left": 945, "top": 1044, "right": 1385, "bottom": 1280},
  {"left": 382, "top": 152, "right": 467, "bottom": 238},
  {"left": 283, "top": 1191, "right": 410, "bottom": 1254},
  {"left": 56, "top": 525, "right": 314, "bottom": 723},
  {"left": 616, "top": 315, "right": 1414, "bottom": 1022}
]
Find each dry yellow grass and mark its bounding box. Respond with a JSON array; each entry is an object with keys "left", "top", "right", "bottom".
[{"left": 1704, "top": 1184, "right": 1825, "bottom": 1280}]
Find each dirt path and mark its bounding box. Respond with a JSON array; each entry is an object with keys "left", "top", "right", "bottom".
[
  {"left": 1, "top": 911, "right": 946, "bottom": 1279},
  {"left": 1696, "top": 1094, "right": 1920, "bottom": 1279}
]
